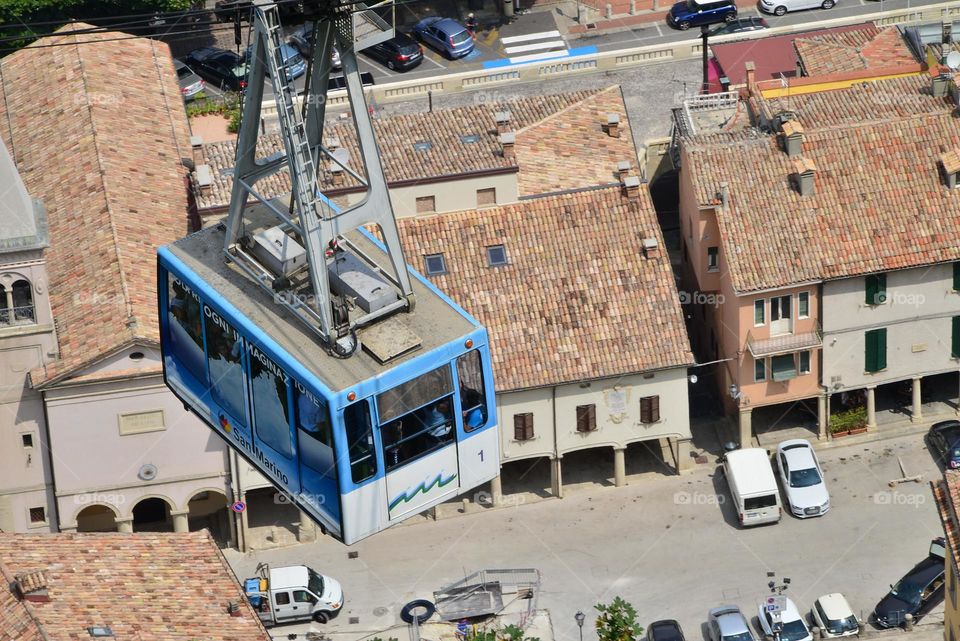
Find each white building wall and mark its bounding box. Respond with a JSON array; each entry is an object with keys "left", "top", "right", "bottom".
[
  {"left": 339, "top": 173, "right": 520, "bottom": 217},
  {"left": 822, "top": 264, "right": 960, "bottom": 390}
]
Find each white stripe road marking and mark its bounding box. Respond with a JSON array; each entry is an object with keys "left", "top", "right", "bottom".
[
  {"left": 499, "top": 30, "right": 562, "bottom": 44},
  {"left": 507, "top": 49, "right": 571, "bottom": 64},
  {"left": 504, "top": 39, "right": 566, "bottom": 54}
]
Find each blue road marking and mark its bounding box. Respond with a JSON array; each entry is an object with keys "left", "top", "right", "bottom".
[{"left": 482, "top": 45, "right": 598, "bottom": 69}]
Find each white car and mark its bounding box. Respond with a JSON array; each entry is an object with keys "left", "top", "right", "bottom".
[
  {"left": 757, "top": 597, "right": 813, "bottom": 641},
  {"left": 759, "top": 0, "right": 835, "bottom": 15},
  {"left": 776, "top": 439, "right": 829, "bottom": 518},
  {"left": 811, "top": 594, "right": 859, "bottom": 638}
]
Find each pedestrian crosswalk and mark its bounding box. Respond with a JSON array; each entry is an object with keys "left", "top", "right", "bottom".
[{"left": 500, "top": 30, "right": 567, "bottom": 63}]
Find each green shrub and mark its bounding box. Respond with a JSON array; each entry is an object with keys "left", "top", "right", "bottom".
[
  {"left": 595, "top": 597, "right": 643, "bottom": 641},
  {"left": 829, "top": 406, "right": 867, "bottom": 433}
]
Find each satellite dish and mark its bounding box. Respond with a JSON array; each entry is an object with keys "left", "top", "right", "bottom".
[
  {"left": 947, "top": 51, "right": 960, "bottom": 71},
  {"left": 138, "top": 463, "right": 158, "bottom": 481}
]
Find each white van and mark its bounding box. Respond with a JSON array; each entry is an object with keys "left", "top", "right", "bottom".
[
  {"left": 244, "top": 563, "right": 344, "bottom": 626},
  {"left": 722, "top": 447, "right": 781, "bottom": 527}
]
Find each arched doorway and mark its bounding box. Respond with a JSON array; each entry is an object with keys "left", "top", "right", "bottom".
[
  {"left": 76, "top": 504, "right": 118, "bottom": 532},
  {"left": 187, "top": 490, "right": 230, "bottom": 547},
  {"left": 132, "top": 497, "right": 173, "bottom": 532}
]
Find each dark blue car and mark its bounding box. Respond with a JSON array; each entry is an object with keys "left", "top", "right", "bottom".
[
  {"left": 927, "top": 420, "right": 960, "bottom": 468},
  {"left": 667, "top": 0, "right": 738, "bottom": 30}
]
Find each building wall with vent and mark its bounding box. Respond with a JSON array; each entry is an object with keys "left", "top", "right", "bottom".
[{"left": 338, "top": 173, "right": 520, "bottom": 217}]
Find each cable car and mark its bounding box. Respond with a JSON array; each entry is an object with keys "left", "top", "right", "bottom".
[{"left": 158, "top": 0, "right": 498, "bottom": 544}]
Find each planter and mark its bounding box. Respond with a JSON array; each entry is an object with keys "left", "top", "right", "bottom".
[{"left": 831, "top": 426, "right": 868, "bottom": 438}]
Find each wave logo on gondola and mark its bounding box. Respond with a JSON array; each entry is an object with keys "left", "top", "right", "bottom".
[{"left": 389, "top": 472, "right": 457, "bottom": 512}]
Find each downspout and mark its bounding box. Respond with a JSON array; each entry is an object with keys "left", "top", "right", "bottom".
[{"left": 38, "top": 388, "right": 61, "bottom": 532}]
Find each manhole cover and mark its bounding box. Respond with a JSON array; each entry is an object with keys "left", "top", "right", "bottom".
[{"left": 374, "top": 607, "right": 389, "bottom": 616}]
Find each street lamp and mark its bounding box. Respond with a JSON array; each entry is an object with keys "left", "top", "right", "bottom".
[{"left": 575, "top": 611, "right": 586, "bottom": 641}]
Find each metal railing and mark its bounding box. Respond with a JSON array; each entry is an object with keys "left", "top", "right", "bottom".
[
  {"left": 747, "top": 320, "right": 822, "bottom": 357},
  {"left": 0, "top": 305, "right": 35, "bottom": 326}
]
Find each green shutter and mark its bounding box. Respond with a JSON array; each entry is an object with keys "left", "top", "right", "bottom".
[
  {"left": 865, "top": 274, "right": 887, "bottom": 305},
  {"left": 954, "top": 263, "right": 960, "bottom": 292},
  {"left": 866, "top": 328, "right": 887, "bottom": 372},
  {"left": 953, "top": 317, "right": 960, "bottom": 358}
]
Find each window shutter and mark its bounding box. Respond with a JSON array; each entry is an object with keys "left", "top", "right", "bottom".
[
  {"left": 640, "top": 396, "right": 660, "bottom": 423},
  {"left": 513, "top": 413, "right": 534, "bottom": 441},
  {"left": 865, "top": 276, "right": 877, "bottom": 305},
  {"left": 866, "top": 274, "right": 887, "bottom": 305},
  {"left": 576, "top": 404, "right": 596, "bottom": 432},
  {"left": 953, "top": 317, "right": 960, "bottom": 358},
  {"left": 876, "top": 328, "right": 887, "bottom": 371},
  {"left": 865, "top": 330, "right": 876, "bottom": 372},
  {"left": 954, "top": 263, "right": 960, "bottom": 292},
  {"left": 866, "top": 328, "right": 887, "bottom": 372}
]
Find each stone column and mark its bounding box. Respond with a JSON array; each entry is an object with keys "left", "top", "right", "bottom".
[
  {"left": 817, "top": 393, "right": 827, "bottom": 439},
  {"left": 59, "top": 524, "right": 77, "bottom": 533},
  {"left": 912, "top": 377, "right": 923, "bottom": 423},
  {"left": 116, "top": 517, "right": 134, "bottom": 534},
  {"left": 550, "top": 456, "right": 563, "bottom": 499},
  {"left": 738, "top": 408, "right": 752, "bottom": 448},
  {"left": 489, "top": 475, "right": 503, "bottom": 504},
  {"left": 613, "top": 447, "right": 627, "bottom": 487},
  {"left": 238, "top": 492, "right": 250, "bottom": 553},
  {"left": 171, "top": 509, "right": 190, "bottom": 533},
  {"left": 866, "top": 386, "right": 877, "bottom": 429},
  {"left": 676, "top": 437, "right": 695, "bottom": 473},
  {"left": 298, "top": 510, "right": 317, "bottom": 543}
]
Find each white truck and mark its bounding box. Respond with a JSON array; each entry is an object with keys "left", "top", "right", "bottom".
[
  {"left": 722, "top": 447, "right": 782, "bottom": 527},
  {"left": 244, "top": 563, "right": 344, "bottom": 626}
]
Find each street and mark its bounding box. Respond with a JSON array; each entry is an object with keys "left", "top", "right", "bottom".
[{"left": 224, "top": 431, "right": 946, "bottom": 641}]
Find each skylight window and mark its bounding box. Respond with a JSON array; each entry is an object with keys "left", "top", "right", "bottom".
[
  {"left": 424, "top": 253, "right": 447, "bottom": 275},
  {"left": 88, "top": 627, "right": 114, "bottom": 638},
  {"left": 460, "top": 134, "right": 480, "bottom": 144},
  {"left": 486, "top": 245, "right": 508, "bottom": 267},
  {"left": 413, "top": 141, "right": 433, "bottom": 152}
]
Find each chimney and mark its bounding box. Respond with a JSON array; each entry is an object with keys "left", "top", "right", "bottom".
[
  {"left": 780, "top": 120, "right": 804, "bottom": 157},
  {"left": 15, "top": 571, "right": 50, "bottom": 603},
  {"left": 195, "top": 164, "right": 213, "bottom": 195},
  {"left": 642, "top": 237, "right": 659, "bottom": 259},
  {"left": 329, "top": 161, "right": 345, "bottom": 187},
  {"left": 744, "top": 61, "right": 756, "bottom": 94},
  {"left": 617, "top": 160, "right": 632, "bottom": 181},
  {"left": 495, "top": 111, "right": 511, "bottom": 135},
  {"left": 227, "top": 601, "right": 242, "bottom": 617},
  {"left": 190, "top": 135, "right": 205, "bottom": 166},
  {"left": 499, "top": 132, "right": 516, "bottom": 162},
  {"left": 604, "top": 113, "right": 621, "bottom": 138},
  {"left": 622, "top": 174, "right": 641, "bottom": 200},
  {"left": 932, "top": 73, "right": 951, "bottom": 98},
  {"left": 791, "top": 157, "right": 817, "bottom": 197},
  {"left": 718, "top": 182, "right": 730, "bottom": 210},
  {"left": 326, "top": 134, "right": 341, "bottom": 150},
  {"left": 939, "top": 148, "right": 960, "bottom": 188}
]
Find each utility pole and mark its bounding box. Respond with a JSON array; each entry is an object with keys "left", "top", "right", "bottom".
[
  {"left": 765, "top": 572, "right": 791, "bottom": 641},
  {"left": 700, "top": 25, "right": 710, "bottom": 94}
]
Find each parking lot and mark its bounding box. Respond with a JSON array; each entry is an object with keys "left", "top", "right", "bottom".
[{"left": 224, "top": 431, "right": 947, "bottom": 641}]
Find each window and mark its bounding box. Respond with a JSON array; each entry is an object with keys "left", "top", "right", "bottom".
[
  {"left": 514, "top": 413, "right": 534, "bottom": 441},
  {"left": 413, "top": 141, "right": 432, "bottom": 152},
  {"left": 21, "top": 433, "right": 33, "bottom": 449},
  {"left": 486, "top": 245, "right": 508, "bottom": 267},
  {"left": 754, "top": 358, "right": 766, "bottom": 382},
  {"left": 274, "top": 592, "right": 291, "bottom": 605},
  {"left": 378, "top": 365, "right": 456, "bottom": 471},
  {"left": 639, "top": 396, "right": 660, "bottom": 423},
  {"left": 799, "top": 350, "right": 811, "bottom": 374},
  {"left": 457, "top": 350, "right": 488, "bottom": 432},
  {"left": 754, "top": 299, "right": 765, "bottom": 326},
  {"left": 460, "top": 134, "right": 480, "bottom": 144},
  {"left": 477, "top": 188, "right": 496, "bottom": 207},
  {"left": 166, "top": 276, "right": 206, "bottom": 383},
  {"left": 29, "top": 506, "right": 45, "bottom": 524},
  {"left": 416, "top": 195, "right": 436, "bottom": 213},
  {"left": 771, "top": 354, "right": 797, "bottom": 382},
  {"left": 293, "top": 590, "right": 317, "bottom": 604},
  {"left": 954, "top": 262, "right": 960, "bottom": 291},
  {"left": 0, "top": 279, "right": 36, "bottom": 325},
  {"left": 344, "top": 400, "right": 375, "bottom": 483},
  {"left": 576, "top": 404, "right": 596, "bottom": 432},
  {"left": 424, "top": 253, "right": 446, "bottom": 276},
  {"left": 798, "top": 292, "right": 809, "bottom": 318},
  {"left": 865, "top": 273, "right": 887, "bottom": 305},
  {"left": 249, "top": 344, "right": 292, "bottom": 458},
  {"left": 865, "top": 327, "right": 887, "bottom": 372},
  {"left": 770, "top": 295, "right": 792, "bottom": 323},
  {"left": 707, "top": 246, "right": 719, "bottom": 271},
  {"left": 377, "top": 365, "right": 453, "bottom": 423},
  {"left": 295, "top": 385, "right": 335, "bottom": 477},
  {"left": 953, "top": 316, "right": 960, "bottom": 359},
  {"left": 204, "top": 308, "right": 247, "bottom": 425}
]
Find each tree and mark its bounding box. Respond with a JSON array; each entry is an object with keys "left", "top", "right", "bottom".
[{"left": 595, "top": 597, "right": 643, "bottom": 641}]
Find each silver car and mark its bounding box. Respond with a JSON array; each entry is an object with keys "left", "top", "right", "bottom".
[
  {"left": 173, "top": 59, "right": 204, "bottom": 101},
  {"left": 707, "top": 606, "right": 755, "bottom": 641}
]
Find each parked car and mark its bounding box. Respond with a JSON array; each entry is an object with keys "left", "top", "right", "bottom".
[
  {"left": 413, "top": 17, "right": 475, "bottom": 59},
  {"left": 873, "top": 538, "right": 946, "bottom": 628},
  {"left": 759, "top": 0, "right": 835, "bottom": 16},
  {"left": 244, "top": 42, "right": 307, "bottom": 82},
  {"left": 287, "top": 22, "right": 341, "bottom": 69},
  {"left": 927, "top": 420, "right": 960, "bottom": 468},
  {"left": 183, "top": 48, "right": 248, "bottom": 92},
  {"left": 757, "top": 597, "right": 813, "bottom": 641},
  {"left": 667, "top": 0, "right": 738, "bottom": 30},
  {"left": 707, "top": 606, "right": 755, "bottom": 641},
  {"left": 708, "top": 16, "right": 768, "bottom": 35},
  {"left": 648, "top": 620, "right": 685, "bottom": 641},
  {"left": 363, "top": 32, "right": 424, "bottom": 71},
  {"left": 811, "top": 594, "right": 860, "bottom": 638},
  {"left": 173, "top": 59, "right": 205, "bottom": 101},
  {"left": 722, "top": 447, "right": 781, "bottom": 527},
  {"left": 326, "top": 72, "right": 376, "bottom": 91},
  {"left": 776, "top": 439, "right": 829, "bottom": 518}
]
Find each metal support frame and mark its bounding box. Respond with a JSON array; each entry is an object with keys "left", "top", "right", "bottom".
[{"left": 222, "top": 0, "right": 414, "bottom": 349}]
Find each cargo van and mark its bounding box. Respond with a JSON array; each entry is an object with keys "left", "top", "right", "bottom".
[
  {"left": 722, "top": 447, "right": 781, "bottom": 527},
  {"left": 244, "top": 563, "right": 343, "bottom": 626}
]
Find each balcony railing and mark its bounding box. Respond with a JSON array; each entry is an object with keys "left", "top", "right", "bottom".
[
  {"left": 747, "top": 320, "right": 821, "bottom": 358},
  {"left": 0, "top": 305, "right": 36, "bottom": 326}
]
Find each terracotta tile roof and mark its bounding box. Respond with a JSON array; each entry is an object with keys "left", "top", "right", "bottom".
[
  {"left": 682, "top": 76, "right": 960, "bottom": 293},
  {"left": 0, "top": 25, "right": 193, "bottom": 388},
  {"left": 396, "top": 186, "right": 693, "bottom": 391},
  {"left": 195, "top": 88, "right": 629, "bottom": 210},
  {"left": 0, "top": 531, "right": 269, "bottom": 641},
  {"left": 794, "top": 26, "right": 916, "bottom": 76},
  {"left": 933, "top": 474, "right": 960, "bottom": 584}
]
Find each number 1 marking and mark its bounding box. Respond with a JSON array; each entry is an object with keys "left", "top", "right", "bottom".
[{"left": 478, "top": 449, "right": 484, "bottom": 462}]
